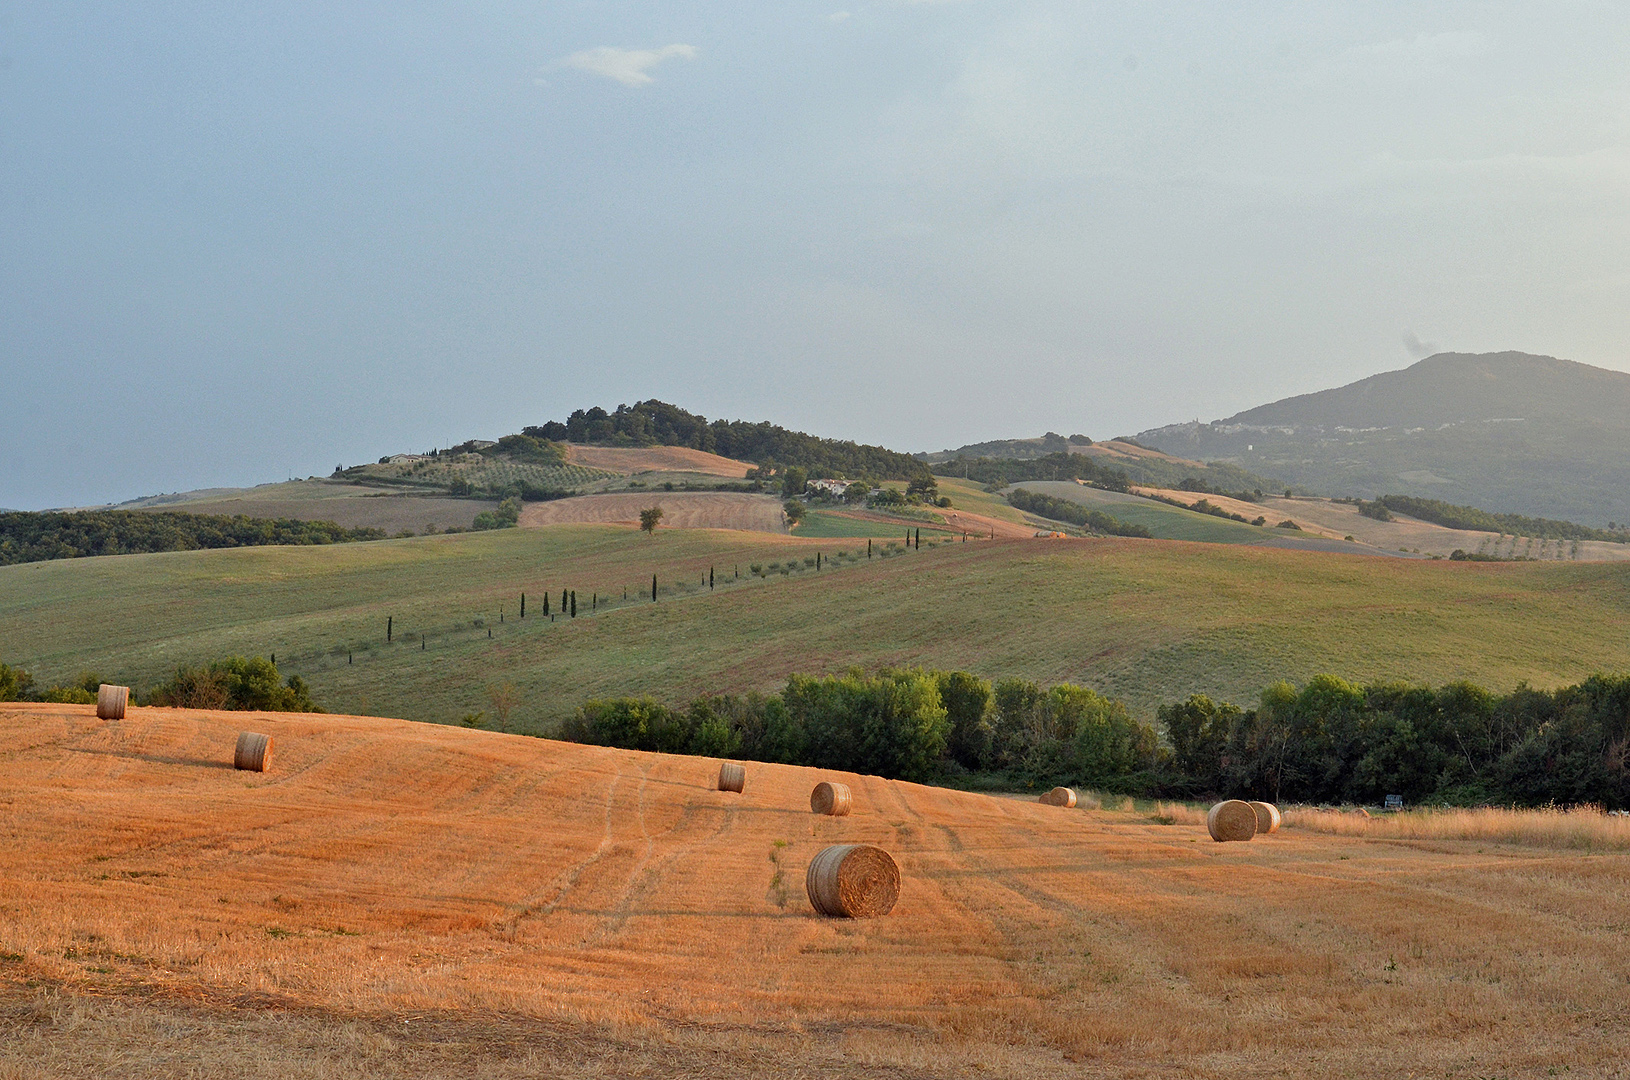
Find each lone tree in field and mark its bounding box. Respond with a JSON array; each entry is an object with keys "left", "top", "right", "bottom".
[{"left": 640, "top": 506, "right": 663, "bottom": 535}]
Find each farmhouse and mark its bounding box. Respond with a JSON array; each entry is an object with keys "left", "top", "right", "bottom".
[{"left": 805, "top": 478, "right": 852, "bottom": 498}]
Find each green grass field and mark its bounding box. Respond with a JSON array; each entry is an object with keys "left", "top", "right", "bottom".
[
  {"left": 1006, "top": 481, "right": 1272, "bottom": 543},
  {"left": 5, "top": 523, "right": 1630, "bottom": 734},
  {"left": 793, "top": 509, "right": 961, "bottom": 539}
]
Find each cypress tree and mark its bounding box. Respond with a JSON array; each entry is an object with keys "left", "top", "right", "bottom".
[
  {"left": 570, "top": 591, "right": 576, "bottom": 618},
  {"left": 652, "top": 573, "right": 657, "bottom": 602},
  {"left": 543, "top": 593, "right": 550, "bottom": 616},
  {"left": 561, "top": 588, "right": 568, "bottom": 612},
  {"left": 709, "top": 567, "right": 714, "bottom": 589},
  {"left": 867, "top": 539, "right": 872, "bottom": 558},
  {"left": 521, "top": 592, "right": 526, "bottom": 618},
  {"left": 387, "top": 616, "right": 392, "bottom": 642},
  {"left": 348, "top": 652, "right": 352, "bottom": 665}
]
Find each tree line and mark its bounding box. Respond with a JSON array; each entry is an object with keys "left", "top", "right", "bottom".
[
  {"left": 557, "top": 668, "right": 1630, "bottom": 809},
  {"left": 520, "top": 400, "right": 932, "bottom": 481},
  {"left": 928, "top": 449, "right": 1278, "bottom": 496},
  {"left": 1375, "top": 495, "right": 1622, "bottom": 542},
  {"left": 0, "top": 511, "right": 387, "bottom": 566},
  {"left": 1005, "top": 489, "right": 1153, "bottom": 537}
]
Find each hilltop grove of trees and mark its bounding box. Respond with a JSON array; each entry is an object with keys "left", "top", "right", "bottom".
[{"left": 522, "top": 400, "right": 932, "bottom": 482}]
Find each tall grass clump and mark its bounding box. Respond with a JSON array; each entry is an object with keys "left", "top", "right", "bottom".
[{"left": 1285, "top": 805, "right": 1630, "bottom": 851}]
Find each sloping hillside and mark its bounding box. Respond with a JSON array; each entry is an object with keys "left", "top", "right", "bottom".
[
  {"left": 1137, "top": 351, "right": 1630, "bottom": 526},
  {"left": 4, "top": 702, "right": 1630, "bottom": 1076}
]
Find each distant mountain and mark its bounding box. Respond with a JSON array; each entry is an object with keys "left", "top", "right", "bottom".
[{"left": 1136, "top": 352, "right": 1630, "bottom": 526}]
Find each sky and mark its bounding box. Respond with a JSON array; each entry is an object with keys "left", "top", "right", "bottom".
[{"left": 3, "top": 2, "right": 1630, "bottom": 509}]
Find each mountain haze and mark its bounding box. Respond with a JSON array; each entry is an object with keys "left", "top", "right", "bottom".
[{"left": 1137, "top": 352, "right": 1630, "bottom": 526}]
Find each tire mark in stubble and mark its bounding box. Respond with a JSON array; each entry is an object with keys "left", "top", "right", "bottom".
[
  {"left": 576, "top": 767, "right": 745, "bottom": 945},
  {"left": 500, "top": 762, "right": 628, "bottom": 928}
]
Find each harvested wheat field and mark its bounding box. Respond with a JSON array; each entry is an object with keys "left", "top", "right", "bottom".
[
  {"left": 4, "top": 703, "right": 1630, "bottom": 1078},
  {"left": 517, "top": 492, "right": 786, "bottom": 533},
  {"left": 563, "top": 444, "right": 755, "bottom": 477}
]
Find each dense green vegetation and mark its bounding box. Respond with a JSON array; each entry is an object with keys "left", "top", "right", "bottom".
[
  {"left": 561, "top": 668, "right": 1154, "bottom": 788},
  {"left": 0, "top": 655, "right": 317, "bottom": 712},
  {"left": 0, "top": 510, "right": 385, "bottom": 566},
  {"left": 523, "top": 400, "right": 931, "bottom": 481},
  {"left": 1006, "top": 489, "right": 1153, "bottom": 537},
  {"left": 1161, "top": 672, "right": 1630, "bottom": 808},
  {"left": 556, "top": 665, "right": 1630, "bottom": 809},
  {"left": 148, "top": 655, "right": 320, "bottom": 712},
  {"left": 1378, "top": 495, "right": 1621, "bottom": 542}
]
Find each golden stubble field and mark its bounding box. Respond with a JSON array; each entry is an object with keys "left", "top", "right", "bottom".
[{"left": 3, "top": 703, "right": 1629, "bottom": 1079}]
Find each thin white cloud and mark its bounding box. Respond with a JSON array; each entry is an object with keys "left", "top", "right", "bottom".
[
  {"left": 559, "top": 44, "right": 697, "bottom": 87},
  {"left": 828, "top": 11, "right": 852, "bottom": 22}
]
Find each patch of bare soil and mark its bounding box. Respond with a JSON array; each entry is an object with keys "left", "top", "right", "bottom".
[
  {"left": 519, "top": 492, "right": 786, "bottom": 532},
  {"left": 564, "top": 445, "right": 755, "bottom": 478},
  {"left": 4, "top": 703, "right": 1629, "bottom": 1078}
]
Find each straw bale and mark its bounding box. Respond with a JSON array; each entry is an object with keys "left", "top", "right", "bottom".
[
  {"left": 1249, "top": 801, "right": 1282, "bottom": 834},
  {"left": 1207, "top": 800, "right": 1258, "bottom": 842},
  {"left": 1038, "top": 787, "right": 1077, "bottom": 808},
  {"left": 810, "top": 781, "right": 852, "bottom": 816},
  {"left": 95, "top": 684, "right": 128, "bottom": 721},
  {"left": 718, "top": 761, "right": 746, "bottom": 793},
  {"left": 805, "top": 844, "right": 899, "bottom": 918},
  {"left": 234, "top": 732, "right": 273, "bottom": 773}
]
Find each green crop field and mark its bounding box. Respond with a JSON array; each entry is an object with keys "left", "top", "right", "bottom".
[
  {"left": 6, "top": 523, "right": 1630, "bottom": 733},
  {"left": 793, "top": 510, "right": 960, "bottom": 539}
]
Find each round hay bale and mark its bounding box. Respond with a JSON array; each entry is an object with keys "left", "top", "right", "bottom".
[
  {"left": 234, "top": 732, "right": 272, "bottom": 773},
  {"left": 810, "top": 781, "right": 852, "bottom": 816},
  {"left": 95, "top": 684, "right": 129, "bottom": 721},
  {"left": 1248, "top": 801, "right": 1282, "bottom": 834},
  {"left": 805, "top": 844, "right": 899, "bottom": 918},
  {"left": 1207, "top": 800, "right": 1258, "bottom": 842},
  {"left": 718, "top": 761, "right": 745, "bottom": 793},
  {"left": 1038, "top": 786, "right": 1077, "bottom": 808}
]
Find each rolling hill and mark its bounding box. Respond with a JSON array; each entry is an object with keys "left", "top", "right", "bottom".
[
  {"left": 5, "top": 523, "right": 1630, "bottom": 729},
  {"left": 1136, "top": 351, "right": 1630, "bottom": 527},
  {"left": 4, "top": 701, "right": 1629, "bottom": 1077}
]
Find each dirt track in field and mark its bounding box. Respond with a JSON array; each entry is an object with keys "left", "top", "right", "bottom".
[
  {"left": 518, "top": 492, "right": 786, "bottom": 533},
  {"left": 564, "top": 444, "right": 755, "bottom": 477},
  {"left": 4, "top": 702, "right": 1629, "bottom": 1077}
]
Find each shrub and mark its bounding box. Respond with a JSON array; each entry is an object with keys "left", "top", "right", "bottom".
[
  {"left": 150, "top": 656, "right": 321, "bottom": 713},
  {"left": 0, "top": 662, "right": 34, "bottom": 701}
]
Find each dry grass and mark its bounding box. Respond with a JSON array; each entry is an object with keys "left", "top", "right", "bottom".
[
  {"left": 563, "top": 445, "right": 755, "bottom": 477},
  {"left": 7, "top": 702, "right": 1630, "bottom": 1076},
  {"left": 1285, "top": 804, "right": 1630, "bottom": 850},
  {"left": 517, "top": 492, "right": 786, "bottom": 532}
]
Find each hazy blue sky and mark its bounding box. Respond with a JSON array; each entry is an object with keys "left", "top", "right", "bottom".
[{"left": 4, "top": 2, "right": 1629, "bottom": 508}]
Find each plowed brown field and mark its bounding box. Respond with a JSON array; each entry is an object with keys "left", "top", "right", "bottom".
[
  {"left": 4, "top": 703, "right": 1629, "bottom": 1077},
  {"left": 518, "top": 492, "right": 786, "bottom": 532},
  {"left": 563, "top": 444, "right": 755, "bottom": 477}
]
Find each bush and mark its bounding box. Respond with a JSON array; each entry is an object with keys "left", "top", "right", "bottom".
[
  {"left": 150, "top": 656, "right": 321, "bottom": 713},
  {"left": 0, "top": 662, "right": 34, "bottom": 701}
]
